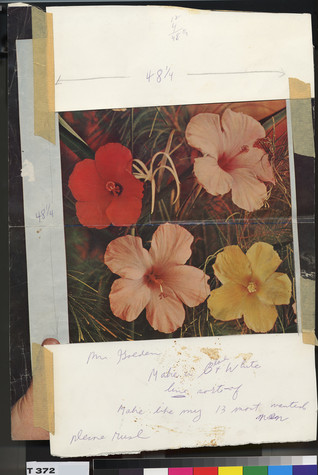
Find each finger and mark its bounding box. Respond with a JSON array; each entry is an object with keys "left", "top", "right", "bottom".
[
  {"left": 11, "top": 337, "right": 60, "bottom": 440},
  {"left": 11, "top": 382, "right": 49, "bottom": 440},
  {"left": 41, "top": 338, "right": 60, "bottom": 346}
]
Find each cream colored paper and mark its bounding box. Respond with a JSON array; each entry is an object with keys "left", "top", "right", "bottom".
[
  {"left": 47, "top": 6, "right": 314, "bottom": 112},
  {"left": 49, "top": 334, "right": 316, "bottom": 457}
]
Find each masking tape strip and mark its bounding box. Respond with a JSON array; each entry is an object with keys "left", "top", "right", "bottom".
[
  {"left": 32, "top": 7, "right": 55, "bottom": 144},
  {"left": 302, "top": 330, "right": 317, "bottom": 346},
  {"left": 300, "top": 277, "right": 317, "bottom": 345},
  {"left": 289, "top": 78, "right": 315, "bottom": 157},
  {"left": 32, "top": 343, "right": 55, "bottom": 434},
  {"left": 289, "top": 78, "right": 316, "bottom": 345}
]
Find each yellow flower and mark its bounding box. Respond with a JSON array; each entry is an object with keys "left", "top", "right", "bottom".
[{"left": 208, "top": 242, "right": 292, "bottom": 333}]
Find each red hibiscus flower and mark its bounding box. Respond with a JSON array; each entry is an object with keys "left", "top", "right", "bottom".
[{"left": 68, "top": 143, "right": 144, "bottom": 229}]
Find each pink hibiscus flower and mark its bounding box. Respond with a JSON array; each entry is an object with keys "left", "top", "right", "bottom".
[
  {"left": 104, "top": 223, "right": 210, "bottom": 333},
  {"left": 185, "top": 109, "right": 275, "bottom": 212}
]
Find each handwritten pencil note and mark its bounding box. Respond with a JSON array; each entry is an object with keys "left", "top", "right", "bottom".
[
  {"left": 47, "top": 7, "right": 314, "bottom": 112},
  {"left": 49, "top": 334, "right": 316, "bottom": 457}
]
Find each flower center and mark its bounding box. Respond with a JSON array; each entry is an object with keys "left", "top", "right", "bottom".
[
  {"left": 105, "top": 181, "right": 123, "bottom": 196},
  {"left": 145, "top": 271, "right": 166, "bottom": 299},
  {"left": 218, "top": 145, "right": 250, "bottom": 173},
  {"left": 218, "top": 153, "right": 231, "bottom": 172},
  {"left": 247, "top": 281, "right": 257, "bottom": 293}
]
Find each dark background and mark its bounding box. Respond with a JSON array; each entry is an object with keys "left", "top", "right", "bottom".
[{"left": 0, "top": 0, "right": 317, "bottom": 473}]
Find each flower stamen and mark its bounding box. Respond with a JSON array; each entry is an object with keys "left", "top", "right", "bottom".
[
  {"left": 247, "top": 281, "right": 257, "bottom": 293},
  {"left": 159, "top": 283, "right": 167, "bottom": 300},
  {"left": 145, "top": 271, "right": 167, "bottom": 299},
  {"left": 106, "top": 181, "right": 123, "bottom": 196},
  {"left": 240, "top": 145, "right": 249, "bottom": 153}
]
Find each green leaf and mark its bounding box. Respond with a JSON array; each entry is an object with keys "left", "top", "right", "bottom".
[
  {"left": 59, "top": 114, "right": 94, "bottom": 160},
  {"left": 262, "top": 107, "right": 286, "bottom": 131}
]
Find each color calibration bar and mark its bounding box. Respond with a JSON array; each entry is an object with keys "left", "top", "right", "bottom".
[{"left": 93, "top": 457, "right": 317, "bottom": 475}]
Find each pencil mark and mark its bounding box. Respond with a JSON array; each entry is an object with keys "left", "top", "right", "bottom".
[
  {"left": 55, "top": 74, "right": 131, "bottom": 85},
  {"left": 187, "top": 69, "right": 285, "bottom": 78}
]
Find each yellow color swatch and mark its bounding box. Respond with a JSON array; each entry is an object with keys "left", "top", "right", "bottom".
[{"left": 219, "top": 468, "right": 243, "bottom": 475}]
